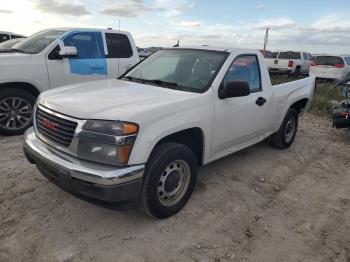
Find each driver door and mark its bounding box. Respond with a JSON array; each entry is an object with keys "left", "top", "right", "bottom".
[
  {"left": 46, "top": 31, "right": 107, "bottom": 89},
  {"left": 211, "top": 54, "right": 272, "bottom": 158}
]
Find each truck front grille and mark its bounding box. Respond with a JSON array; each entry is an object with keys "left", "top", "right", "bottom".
[{"left": 36, "top": 107, "right": 78, "bottom": 147}]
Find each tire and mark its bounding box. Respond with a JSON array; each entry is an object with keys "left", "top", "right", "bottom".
[
  {"left": 268, "top": 108, "right": 299, "bottom": 149},
  {"left": 293, "top": 66, "right": 301, "bottom": 78},
  {"left": 140, "top": 142, "right": 197, "bottom": 218},
  {"left": 0, "top": 88, "right": 36, "bottom": 136}
]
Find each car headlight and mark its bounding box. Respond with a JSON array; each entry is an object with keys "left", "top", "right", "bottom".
[{"left": 77, "top": 120, "right": 138, "bottom": 166}]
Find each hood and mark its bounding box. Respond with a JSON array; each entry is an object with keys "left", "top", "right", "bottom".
[
  {"left": 0, "top": 52, "right": 31, "bottom": 63},
  {"left": 39, "top": 79, "right": 202, "bottom": 121}
]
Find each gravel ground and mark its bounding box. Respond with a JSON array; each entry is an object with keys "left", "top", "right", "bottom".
[{"left": 1, "top": 113, "right": 350, "bottom": 262}]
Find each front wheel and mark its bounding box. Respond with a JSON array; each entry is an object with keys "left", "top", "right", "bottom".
[
  {"left": 0, "top": 88, "right": 36, "bottom": 136},
  {"left": 140, "top": 142, "right": 197, "bottom": 218},
  {"left": 268, "top": 108, "right": 299, "bottom": 149}
]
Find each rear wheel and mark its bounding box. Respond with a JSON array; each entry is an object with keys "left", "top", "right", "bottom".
[
  {"left": 268, "top": 108, "right": 299, "bottom": 149},
  {"left": 140, "top": 142, "right": 197, "bottom": 218},
  {"left": 0, "top": 88, "right": 36, "bottom": 136}
]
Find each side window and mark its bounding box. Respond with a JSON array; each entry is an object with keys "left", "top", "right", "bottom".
[
  {"left": 308, "top": 53, "right": 313, "bottom": 61},
  {"left": 63, "top": 32, "right": 105, "bottom": 59},
  {"left": 0, "top": 34, "right": 10, "bottom": 43},
  {"left": 222, "top": 55, "right": 261, "bottom": 93},
  {"left": 105, "top": 33, "right": 133, "bottom": 58},
  {"left": 303, "top": 53, "right": 308, "bottom": 60},
  {"left": 48, "top": 45, "right": 61, "bottom": 60},
  {"left": 345, "top": 57, "right": 350, "bottom": 65}
]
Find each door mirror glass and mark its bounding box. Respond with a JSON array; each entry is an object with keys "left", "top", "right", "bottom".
[
  {"left": 59, "top": 46, "right": 78, "bottom": 58},
  {"left": 219, "top": 81, "right": 250, "bottom": 99}
]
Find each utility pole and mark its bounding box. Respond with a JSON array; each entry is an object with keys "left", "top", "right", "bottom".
[{"left": 263, "top": 27, "right": 269, "bottom": 56}]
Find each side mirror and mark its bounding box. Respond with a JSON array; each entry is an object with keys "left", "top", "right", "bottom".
[
  {"left": 219, "top": 81, "right": 251, "bottom": 99},
  {"left": 59, "top": 46, "right": 78, "bottom": 58}
]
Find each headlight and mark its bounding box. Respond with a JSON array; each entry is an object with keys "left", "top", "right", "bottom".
[{"left": 77, "top": 120, "right": 138, "bottom": 166}]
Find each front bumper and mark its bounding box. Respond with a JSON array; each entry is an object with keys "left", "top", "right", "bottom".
[{"left": 23, "top": 127, "right": 145, "bottom": 203}]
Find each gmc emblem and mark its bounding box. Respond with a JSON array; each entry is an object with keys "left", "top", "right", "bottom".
[{"left": 41, "top": 118, "right": 58, "bottom": 131}]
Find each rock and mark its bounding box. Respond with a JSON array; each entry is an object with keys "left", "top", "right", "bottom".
[
  {"left": 228, "top": 254, "right": 236, "bottom": 261},
  {"left": 259, "top": 177, "right": 265, "bottom": 182},
  {"left": 245, "top": 227, "right": 254, "bottom": 238},
  {"left": 196, "top": 244, "right": 202, "bottom": 249},
  {"left": 123, "top": 235, "right": 131, "bottom": 240}
]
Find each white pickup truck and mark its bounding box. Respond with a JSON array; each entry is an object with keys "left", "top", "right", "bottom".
[
  {"left": 0, "top": 28, "right": 139, "bottom": 135},
  {"left": 266, "top": 51, "right": 313, "bottom": 75},
  {"left": 23, "top": 47, "right": 315, "bottom": 218}
]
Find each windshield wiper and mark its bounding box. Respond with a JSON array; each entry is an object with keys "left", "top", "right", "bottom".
[
  {"left": 120, "top": 76, "right": 147, "bottom": 83},
  {"left": 146, "top": 79, "right": 178, "bottom": 87}
]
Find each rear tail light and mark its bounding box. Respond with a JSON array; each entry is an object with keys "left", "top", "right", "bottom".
[
  {"left": 334, "top": 63, "right": 344, "bottom": 68},
  {"left": 288, "top": 60, "right": 293, "bottom": 67},
  {"left": 311, "top": 61, "right": 318, "bottom": 66}
]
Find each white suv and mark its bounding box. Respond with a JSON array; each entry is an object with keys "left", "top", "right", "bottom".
[
  {"left": 310, "top": 55, "right": 350, "bottom": 82},
  {"left": 0, "top": 28, "right": 139, "bottom": 135}
]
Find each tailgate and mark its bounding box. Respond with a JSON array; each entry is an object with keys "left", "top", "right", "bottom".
[{"left": 270, "top": 59, "right": 291, "bottom": 70}]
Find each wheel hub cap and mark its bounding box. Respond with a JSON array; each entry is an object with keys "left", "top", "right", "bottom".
[
  {"left": 157, "top": 160, "right": 191, "bottom": 207},
  {"left": 0, "top": 97, "right": 33, "bottom": 131},
  {"left": 284, "top": 117, "right": 296, "bottom": 143}
]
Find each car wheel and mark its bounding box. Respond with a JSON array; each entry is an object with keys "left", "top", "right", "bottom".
[
  {"left": 0, "top": 88, "right": 36, "bottom": 136},
  {"left": 140, "top": 142, "right": 197, "bottom": 218},
  {"left": 268, "top": 108, "right": 299, "bottom": 149}
]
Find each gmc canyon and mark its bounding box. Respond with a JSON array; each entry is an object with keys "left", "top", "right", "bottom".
[{"left": 23, "top": 47, "right": 315, "bottom": 218}]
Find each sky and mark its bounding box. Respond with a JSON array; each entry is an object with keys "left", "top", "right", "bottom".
[{"left": 1, "top": 0, "right": 350, "bottom": 54}]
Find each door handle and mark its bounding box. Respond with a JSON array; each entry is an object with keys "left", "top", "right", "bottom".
[{"left": 256, "top": 97, "right": 267, "bottom": 106}]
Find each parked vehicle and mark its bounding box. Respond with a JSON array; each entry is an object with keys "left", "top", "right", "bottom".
[
  {"left": 137, "top": 47, "right": 152, "bottom": 59},
  {"left": 266, "top": 51, "right": 313, "bottom": 75},
  {"left": 23, "top": 46, "right": 315, "bottom": 218},
  {"left": 310, "top": 55, "right": 350, "bottom": 82},
  {"left": 0, "top": 38, "right": 26, "bottom": 53},
  {"left": 0, "top": 31, "right": 25, "bottom": 43},
  {"left": 0, "top": 28, "right": 139, "bottom": 135}
]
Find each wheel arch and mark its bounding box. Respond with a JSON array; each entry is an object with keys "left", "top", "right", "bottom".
[
  {"left": 148, "top": 127, "right": 205, "bottom": 166},
  {"left": 0, "top": 82, "right": 40, "bottom": 98}
]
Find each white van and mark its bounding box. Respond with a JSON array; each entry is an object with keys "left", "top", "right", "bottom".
[{"left": 0, "top": 28, "right": 140, "bottom": 135}]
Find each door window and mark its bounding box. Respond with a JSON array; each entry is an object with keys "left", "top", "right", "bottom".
[
  {"left": 303, "top": 53, "right": 308, "bottom": 60},
  {"left": 105, "top": 33, "right": 133, "bottom": 58},
  {"left": 62, "top": 32, "right": 106, "bottom": 75},
  {"left": 222, "top": 55, "right": 261, "bottom": 93},
  {"left": 63, "top": 32, "right": 105, "bottom": 59}
]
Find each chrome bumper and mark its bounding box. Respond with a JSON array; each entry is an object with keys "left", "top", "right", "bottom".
[{"left": 24, "top": 127, "right": 145, "bottom": 186}]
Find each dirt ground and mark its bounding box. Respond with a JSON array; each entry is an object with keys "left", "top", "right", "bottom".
[{"left": 1, "top": 113, "right": 350, "bottom": 262}]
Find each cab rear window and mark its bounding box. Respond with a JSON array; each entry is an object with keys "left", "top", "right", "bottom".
[
  {"left": 278, "top": 52, "right": 301, "bottom": 59},
  {"left": 314, "top": 56, "right": 344, "bottom": 66}
]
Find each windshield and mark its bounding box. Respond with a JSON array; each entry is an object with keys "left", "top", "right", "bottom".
[
  {"left": 13, "top": 30, "right": 65, "bottom": 54},
  {"left": 123, "top": 49, "right": 228, "bottom": 93}
]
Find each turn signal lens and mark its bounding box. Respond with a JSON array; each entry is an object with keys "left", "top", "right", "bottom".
[
  {"left": 122, "top": 122, "right": 139, "bottom": 135},
  {"left": 117, "top": 145, "right": 133, "bottom": 165}
]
